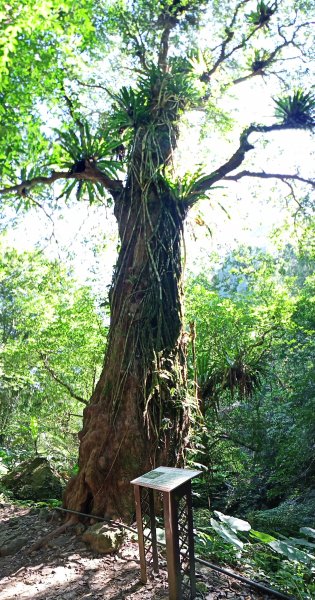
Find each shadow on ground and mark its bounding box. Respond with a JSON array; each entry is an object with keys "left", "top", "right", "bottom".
[{"left": 0, "top": 504, "right": 272, "bottom": 599}]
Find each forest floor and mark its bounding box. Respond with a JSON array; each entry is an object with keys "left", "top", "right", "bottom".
[{"left": 0, "top": 504, "right": 275, "bottom": 600}]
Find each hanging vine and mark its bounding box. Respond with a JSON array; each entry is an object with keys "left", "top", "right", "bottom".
[{"left": 98, "top": 65, "right": 197, "bottom": 462}]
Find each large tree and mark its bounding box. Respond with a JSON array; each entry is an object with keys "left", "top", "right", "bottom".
[{"left": 0, "top": 0, "right": 314, "bottom": 519}]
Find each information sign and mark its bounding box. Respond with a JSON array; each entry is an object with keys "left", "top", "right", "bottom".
[{"left": 131, "top": 466, "right": 201, "bottom": 492}]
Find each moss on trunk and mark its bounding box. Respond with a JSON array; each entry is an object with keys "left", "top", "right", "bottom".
[{"left": 64, "top": 183, "right": 191, "bottom": 518}]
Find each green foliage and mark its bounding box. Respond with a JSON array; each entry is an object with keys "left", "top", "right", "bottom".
[
  {"left": 269, "top": 539, "right": 314, "bottom": 565},
  {"left": 195, "top": 511, "right": 315, "bottom": 599},
  {"left": 0, "top": 242, "right": 108, "bottom": 469},
  {"left": 54, "top": 121, "right": 123, "bottom": 203},
  {"left": 214, "top": 510, "right": 251, "bottom": 532},
  {"left": 248, "top": 495, "right": 315, "bottom": 536},
  {"left": 0, "top": 0, "right": 312, "bottom": 207},
  {"left": 0, "top": 0, "right": 106, "bottom": 186},
  {"left": 301, "top": 528, "right": 315, "bottom": 539},
  {"left": 110, "top": 61, "right": 205, "bottom": 135},
  {"left": 246, "top": 2, "right": 276, "bottom": 27},
  {"left": 110, "top": 85, "right": 151, "bottom": 130},
  {"left": 56, "top": 122, "right": 120, "bottom": 169},
  {"left": 185, "top": 246, "right": 292, "bottom": 408},
  {"left": 160, "top": 167, "right": 217, "bottom": 204},
  {"left": 274, "top": 90, "right": 315, "bottom": 129},
  {"left": 210, "top": 516, "right": 244, "bottom": 549},
  {"left": 248, "top": 49, "right": 271, "bottom": 72},
  {"left": 185, "top": 231, "right": 315, "bottom": 519}
]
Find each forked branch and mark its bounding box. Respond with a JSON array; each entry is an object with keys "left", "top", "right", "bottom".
[
  {"left": 184, "top": 122, "right": 315, "bottom": 207},
  {"left": 233, "top": 21, "right": 315, "bottom": 85},
  {"left": 203, "top": 1, "right": 276, "bottom": 81}
]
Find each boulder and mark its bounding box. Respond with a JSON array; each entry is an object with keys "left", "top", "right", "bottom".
[
  {"left": 0, "top": 456, "right": 63, "bottom": 501},
  {"left": 0, "top": 536, "right": 28, "bottom": 556},
  {"left": 82, "top": 523, "right": 125, "bottom": 554}
]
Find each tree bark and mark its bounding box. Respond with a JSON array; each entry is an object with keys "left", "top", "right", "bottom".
[{"left": 64, "top": 124, "right": 191, "bottom": 519}]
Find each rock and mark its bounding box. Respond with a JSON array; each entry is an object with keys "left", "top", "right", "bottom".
[
  {"left": 0, "top": 536, "right": 28, "bottom": 556},
  {"left": 196, "top": 581, "right": 208, "bottom": 594},
  {"left": 75, "top": 523, "right": 86, "bottom": 536},
  {"left": 82, "top": 523, "right": 125, "bottom": 554},
  {"left": 29, "top": 507, "right": 41, "bottom": 515},
  {"left": 39, "top": 507, "right": 50, "bottom": 520},
  {"left": 0, "top": 461, "right": 8, "bottom": 475},
  {"left": 0, "top": 457, "right": 63, "bottom": 501}
]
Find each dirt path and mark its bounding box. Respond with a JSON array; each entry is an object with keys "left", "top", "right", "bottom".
[{"left": 0, "top": 505, "right": 273, "bottom": 599}]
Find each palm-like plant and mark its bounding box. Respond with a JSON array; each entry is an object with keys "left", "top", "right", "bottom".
[
  {"left": 54, "top": 121, "right": 123, "bottom": 203},
  {"left": 110, "top": 85, "right": 151, "bottom": 131},
  {"left": 196, "top": 347, "right": 267, "bottom": 415},
  {"left": 248, "top": 50, "right": 271, "bottom": 73},
  {"left": 274, "top": 90, "right": 315, "bottom": 129},
  {"left": 56, "top": 121, "right": 122, "bottom": 172}
]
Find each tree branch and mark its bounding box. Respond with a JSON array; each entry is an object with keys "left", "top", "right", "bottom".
[
  {"left": 203, "top": 0, "right": 271, "bottom": 81},
  {"left": 232, "top": 20, "right": 315, "bottom": 86},
  {"left": 184, "top": 122, "right": 315, "bottom": 207},
  {"left": 0, "top": 164, "right": 123, "bottom": 198},
  {"left": 0, "top": 171, "right": 71, "bottom": 196},
  {"left": 223, "top": 170, "right": 315, "bottom": 188},
  {"left": 158, "top": 23, "right": 172, "bottom": 71},
  {"left": 219, "top": 433, "right": 257, "bottom": 452},
  {"left": 121, "top": 12, "right": 147, "bottom": 69},
  {"left": 40, "top": 353, "right": 88, "bottom": 405}
]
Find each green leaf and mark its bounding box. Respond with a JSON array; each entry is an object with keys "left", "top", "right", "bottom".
[
  {"left": 274, "top": 90, "right": 315, "bottom": 128},
  {"left": 249, "top": 529, "right": 277, "bottom": 543},
  {"left": 87, "top": 182, "right": 95, "bottom": 205},
  {"left": 60, "top": 179, "right": 77, "bottom": 201},
  {"left": 210, "top": 518, "right": 244, "bottom": 549},
  {"left": 268, "top": 540, "right": 315, "bottom": 564},
  {"left": 214, "top": 511, "right": 251, "bottom": 532},
  {"left": 300, "top": 527, "right": 315, "bottom": 539},
  {"left": 288, "top": 537, "right": 315, "bottom": 549}
]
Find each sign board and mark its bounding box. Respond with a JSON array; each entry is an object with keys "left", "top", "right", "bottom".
[{"left": 131, "top": 466, "right": 201, "bottom": 492}]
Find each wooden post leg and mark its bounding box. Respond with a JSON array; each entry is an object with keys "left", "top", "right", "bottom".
[
  {"left": 163, "top": 491, "right": 182, "bottom": 600},
  {"left": 148, "top": 488, "right": 159, "bottom": 573},
  {"left": 134, "top": 485, "right": 147, "bottom": 584},
  {"left": 186, "top": 481, "right": 196, "bottom": 599}
]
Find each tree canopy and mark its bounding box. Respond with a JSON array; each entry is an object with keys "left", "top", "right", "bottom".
[{"left": 1, "top": 0, "right": 314, "bottom": 204}]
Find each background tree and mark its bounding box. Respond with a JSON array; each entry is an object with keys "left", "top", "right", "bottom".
[
  {"left": 0, "top": 243, "right": 107, "bottom": 468},
  {"left": 185, "top": 229, "right": 315, "bottom": 518},
  {"left": 0, "top": 0, "right": 314, "bottom": 518}
]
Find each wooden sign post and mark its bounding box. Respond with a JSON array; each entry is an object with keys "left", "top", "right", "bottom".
[{"left": 131, "top": 466, "right": 201, "bottom": 600}]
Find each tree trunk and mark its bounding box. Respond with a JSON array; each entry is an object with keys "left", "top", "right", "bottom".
[{"left": 64, "top": 136, "right": 191, "bottom": 518}]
